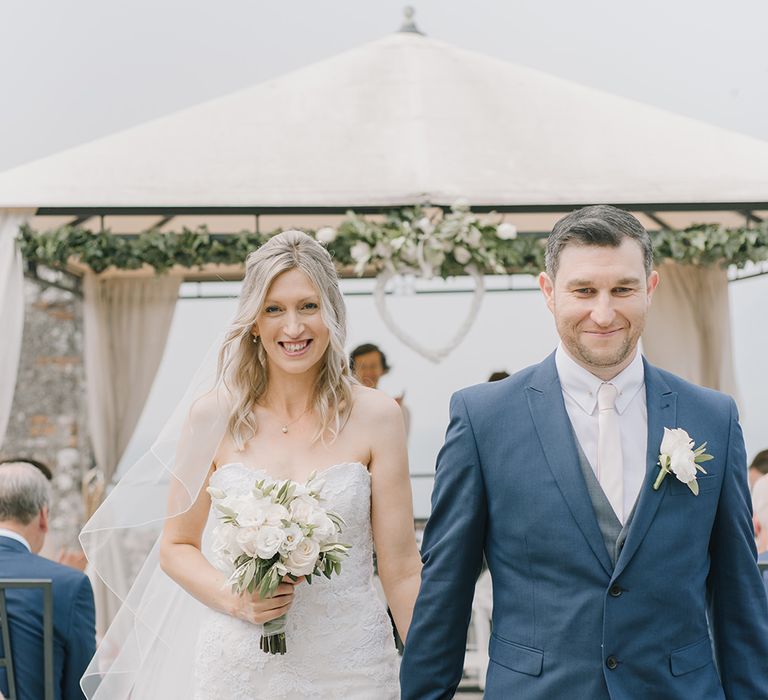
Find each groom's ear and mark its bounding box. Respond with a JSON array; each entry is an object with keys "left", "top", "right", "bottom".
[
  {"left": 538, "top": 272, "right": 555, "bottom": 312},
  {"left": 646, "top": 270, "right": 660, "bottom": 302}
]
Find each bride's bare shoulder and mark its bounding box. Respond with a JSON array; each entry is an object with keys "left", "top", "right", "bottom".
[
  {"left": 186, "top": 387, "right": 231, "bottom": 425},
  {"left": 350, "top": 384, "right": 401, "bottom": 423}
]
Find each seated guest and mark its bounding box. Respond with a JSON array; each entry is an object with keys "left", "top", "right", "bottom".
[
  {"left": 0, "top": 461, "right": 96, "bottom": 700},
  {"left": 750, "top": 449, "right": 768, "bottom": 491},
  {"left": 0, "top": 458, "right": 87, "bottom": 571}
]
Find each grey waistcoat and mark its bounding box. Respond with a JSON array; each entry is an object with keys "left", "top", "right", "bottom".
[{"left": 572, "top": 433, "right": 635, "bottom": 568}]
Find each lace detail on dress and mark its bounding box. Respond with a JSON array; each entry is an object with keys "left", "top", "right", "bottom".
[{"left": 193, "top": 462, "right": 400, "bottom": 700}]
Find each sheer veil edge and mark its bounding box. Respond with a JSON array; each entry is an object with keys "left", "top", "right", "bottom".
[{"left": 79, "top": 336, "right": 233, "bottom": 699}]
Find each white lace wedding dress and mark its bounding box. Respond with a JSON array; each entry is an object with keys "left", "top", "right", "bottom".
[{"left": 193, "top": 461, "right": 401, "bottom": 699}]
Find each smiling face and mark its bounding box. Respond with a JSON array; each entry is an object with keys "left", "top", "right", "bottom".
[
  {"left": 539, "top": 238, "right": 659, "bottom": 380},
  {"left": 253, "top": 267, "right": 330, "bottom": 376}
]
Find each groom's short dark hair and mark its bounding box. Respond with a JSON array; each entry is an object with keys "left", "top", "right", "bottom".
[{"left": 545, "top": 205, "right": 654, "bottom": 278}]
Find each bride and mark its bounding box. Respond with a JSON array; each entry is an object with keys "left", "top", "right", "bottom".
[{"left": 81, "top": 230, "right": 422, "bottom": 699}]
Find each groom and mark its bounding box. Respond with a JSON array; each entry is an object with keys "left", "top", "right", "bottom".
[{"left": 401, "top": 205, "right": 768, "bottom": 699}]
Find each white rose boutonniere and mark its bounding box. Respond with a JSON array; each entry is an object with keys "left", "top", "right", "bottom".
[{"left": 652, "top": 427, "right": 713, "bottom": 495}]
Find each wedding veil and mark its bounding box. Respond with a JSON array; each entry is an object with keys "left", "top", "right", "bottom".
[{"left": 79, "top": 336, "right": 233, "bottom": 699}]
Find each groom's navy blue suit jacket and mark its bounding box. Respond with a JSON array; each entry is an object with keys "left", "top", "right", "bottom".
[
  {"left": 401, "top": 354, "right": 768, "bottom": 699},
  {"left": 0, "top": 536, "right": 96, "bottom": 700}
]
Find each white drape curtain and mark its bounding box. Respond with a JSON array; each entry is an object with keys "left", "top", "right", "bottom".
[
  {"left": 82, "top": 273, "right": 181, "bottom": 634},
  {"left": 83, "top": 273, "right": 182, "bottom": 486},
  {"left": 0, "top": 210, "right": 30, "bottom": 449},
  {"left": 643, "top": 260, "right": 739, "bottom": 400}
]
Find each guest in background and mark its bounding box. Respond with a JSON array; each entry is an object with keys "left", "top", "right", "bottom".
[
  {"left": 0, "top": 457, "right": 87, "bottom": 571},
  {"left": 753, "top": 474, "right": 768, "bottom": 595},
  {"left": 350, "top": 343, "right": 411, "bottom": 436},
  {"left": 1, "top": 456, "right": 52, "bottom": 480},
  {"left": 749, "top": 449, "right": 768, "bottom": 490},
  {"left": 487, "top": 370, "right": 509, "bottom": 383},
  {"left": 753, "top": 474, "right": 768, "bottom": 559},
  {"left": 0, "top": 461, "right": 96, "bottom": 700}
]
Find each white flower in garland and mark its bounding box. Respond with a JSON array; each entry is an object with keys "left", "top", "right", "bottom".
[
  {"left": 466, "top": 226, "right": 482, "bottom": 248},
  {"left": 416, "top": 217, "right": 434, "bottom": 235},
  {"left": 452, "top": 197, "right": 470, "bottom": 212},
  {"left": 497, "top": 223, "right": 518, "bottom": 240},
  {"left": 453, "top": 246, "right": 472, "bottom": 265},
  {"left": 350, "top": 241, "right": 371, "bottom": 261},
  {"left": 315, "top": 227, "right": 337, "bottom": 245}
]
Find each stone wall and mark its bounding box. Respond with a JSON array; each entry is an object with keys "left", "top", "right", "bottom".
[{"left": 1, "top": 277, "right": 90, "bottom": 549}]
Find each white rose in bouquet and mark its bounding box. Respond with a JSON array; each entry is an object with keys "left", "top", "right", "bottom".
[
  {"left": 263, "top": 502, "right": 290, "bottom": 526},
  {"left": 235, "top": 527, "right": 262, "bottom": 558},
  {"left": 289, "top": 494, "right": 320, "bottom": 523},
  {"left": 235, "top": 496, "right": 269, "bottom": 527},
  {"left": 307, "top": 511, "right": 336, "bottom": 544},
  {"left": 248, "top": 526, "right": 286, "bottom": 559},
  {"left": 279, "top": 523, "right": 303, "bottom": 555},
  {"left": 285, "top": 538, "right": 321, "bottom": 577}
]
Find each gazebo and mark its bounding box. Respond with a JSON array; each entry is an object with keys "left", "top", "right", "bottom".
[
  {"left": 2, "top": 14, "right": 768, "bottom": 660},
  {"left": 2, "top": 17, "right": 767, "bottom": 488}
]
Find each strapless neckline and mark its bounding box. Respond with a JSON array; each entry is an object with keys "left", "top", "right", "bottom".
[{"left": 215, "top": 460, "right": 369, "bottom": 485}]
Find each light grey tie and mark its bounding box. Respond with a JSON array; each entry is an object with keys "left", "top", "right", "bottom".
[{"left": 597, "top": 382, "right": 624, "bottom": 523}]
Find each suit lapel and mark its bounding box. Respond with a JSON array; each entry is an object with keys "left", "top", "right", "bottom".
[
  {"left": 612, "top": 360, "right": 677, "bottom": 580},
  {"left": 526, "top": 354, "right": 614, "bottom": 577}
]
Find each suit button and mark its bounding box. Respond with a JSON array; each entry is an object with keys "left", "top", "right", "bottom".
[
  {"left": 606, "top": 656, "right": 618, "bottom": 670},
  {"left": 609, "top": 584, "right": 623, "bottom": 597}
]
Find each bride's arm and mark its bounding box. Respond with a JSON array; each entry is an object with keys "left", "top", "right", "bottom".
[
  {"left": 368, "top": 392, "right": 422, "bottom": 642},
  {"left": 159, "top": 468, "right": 297, "bottom": 624}
]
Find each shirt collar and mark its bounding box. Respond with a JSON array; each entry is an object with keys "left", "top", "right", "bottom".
[
  {"left": 555, "top": 343, "right": 645, "bottom": 416},
  {"left": 0, "top": 528, "right": 32, "bottom": 552}
]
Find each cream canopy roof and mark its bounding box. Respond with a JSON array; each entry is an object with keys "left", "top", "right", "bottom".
[{"left": 1, "top": 28, "right": 767, "bottom": 229}]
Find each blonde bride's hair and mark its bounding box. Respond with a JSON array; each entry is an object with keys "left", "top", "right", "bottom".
[{"left": 216, "top": 230, "right": 353, "bottom": 449}]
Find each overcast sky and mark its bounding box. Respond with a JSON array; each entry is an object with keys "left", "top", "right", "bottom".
[{"left": 1, "top": 0, "right": 767, "bottom": 171}]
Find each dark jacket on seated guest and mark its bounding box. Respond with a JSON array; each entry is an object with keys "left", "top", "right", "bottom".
[
  {"left": 0, "top": 462, "right": 96, "bottom": 700},
  {"left": 0, "top": 536, "right": 96, "bottom": 700}
]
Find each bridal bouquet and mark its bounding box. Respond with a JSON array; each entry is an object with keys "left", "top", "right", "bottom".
[{"left": 207, "top": 471, "right": 350, "bottom": 654}]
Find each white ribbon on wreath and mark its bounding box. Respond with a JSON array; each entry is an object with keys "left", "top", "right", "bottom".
[{"left": 373, "top": 264, "right": 485, "bottom": 364}]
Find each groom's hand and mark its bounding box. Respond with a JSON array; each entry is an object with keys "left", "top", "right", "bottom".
[{"left": 230, "top": 577, "right": 303, "bottom": 625}]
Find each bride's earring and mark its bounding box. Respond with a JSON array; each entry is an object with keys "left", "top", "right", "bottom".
[{"left": 252, "top": 335, "right": 259, "bottom": 344}]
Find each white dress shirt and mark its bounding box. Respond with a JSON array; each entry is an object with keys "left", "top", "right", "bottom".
[
  {"left": 555, "top": 344, "right": 648, "bottom": 518},
  {"left": 0, "top": 527, "right": 32, "bottom": 551}
]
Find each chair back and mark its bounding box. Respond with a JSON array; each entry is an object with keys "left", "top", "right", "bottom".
[{"left": 0, "top": 579, "right": 54, "bottom": 700}]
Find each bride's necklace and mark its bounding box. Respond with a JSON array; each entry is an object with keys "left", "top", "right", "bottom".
[{"left": 275, "top": 406, "right": 311, "bottom": 434}]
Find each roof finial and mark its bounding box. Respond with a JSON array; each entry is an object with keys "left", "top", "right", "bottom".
[{"left": 399, "top": 6, "right": 423, "bottom": 35}]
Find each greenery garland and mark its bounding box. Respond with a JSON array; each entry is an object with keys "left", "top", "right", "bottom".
[{"left": 18, "top": 204, "right": 768, "bottom": 277}]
